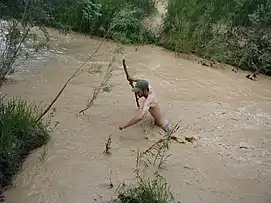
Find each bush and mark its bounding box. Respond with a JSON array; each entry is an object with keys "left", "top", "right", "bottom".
[
  {"left": 160, "top": 0, "right": 271, "bottom": 75},
  {"left": 1, "top": 0, "right": 156, "bottom": 44},
  {"left": 113, "top": 172, "right": 177, "bottom": 203},
  {"left": 0, "top": 1, "right": 49, "bottom": 85},
  {"left": 0, "top": 96, "right": 49, "bottom": 201},
  {"left": 107, "top": 5, "right": 156, "bottom": 44},
  {"left": 19, "top": 0, "right": 157, "bottom": 44}
]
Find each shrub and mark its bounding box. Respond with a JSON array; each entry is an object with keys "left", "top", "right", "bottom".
[
  {"left": 107, "top": 5, "right": 156, "bottom": 44},
  {"left": 113, "top": 172, "right": 177, "bottom": 203},
  {"left": 0, "top": 1, "right": 49, "bottom": 86},
  {"left": 0, "top": 96, "right": 49, "bottom": 201},
  {"left": 23, "top": 0, "right": 157, "bottom": 44},
  {"left": 160, "top": 0, "right": 271, "bottom": 75}
]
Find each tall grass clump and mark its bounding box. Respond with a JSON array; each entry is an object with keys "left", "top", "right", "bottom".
[
  {"left": 111, "top": 122, "right": 181, "bottom": 203},
  {"left": 112, "top": 172, "right": 176, "bottom": 203},
  {"left": 0, "top": 96, "right": 49, "bottom": 201},
  {"left": 160, "top": 0, "right": 271, "bottom": 76}
]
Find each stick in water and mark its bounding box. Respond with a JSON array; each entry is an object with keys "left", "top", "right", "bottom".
[{"left": 122, "top": 59, "right": 140, "bottom": 108}]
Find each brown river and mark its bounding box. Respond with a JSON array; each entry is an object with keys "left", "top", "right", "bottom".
[{"left": 2, "top": 28, "right": 271, "bottom": 203}]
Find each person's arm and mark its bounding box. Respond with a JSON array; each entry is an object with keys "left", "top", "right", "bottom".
[{"left": 119, "top": 99, "right": 151, "bottom": 130}]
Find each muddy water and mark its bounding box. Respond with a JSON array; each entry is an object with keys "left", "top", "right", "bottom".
[{"left": 2, "top": 28, "right": 271, "bottom": 203}]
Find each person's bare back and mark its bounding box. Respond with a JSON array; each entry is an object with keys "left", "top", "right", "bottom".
[{"left": 119, "top": 78, "right": 171, "bottom": 133}]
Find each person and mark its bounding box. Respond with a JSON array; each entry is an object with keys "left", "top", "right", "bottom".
[{"left": 118, "top": 77, "right": 171, "bottom": 133}]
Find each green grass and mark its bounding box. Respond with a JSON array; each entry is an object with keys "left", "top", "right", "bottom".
[
  {"left": 0, "top": 96, "right": 49, "bottom": 199},
  {"left": 159, "top": 0, "right": 271, "bottom": 75},
  {"left": 113, "top": 172, "right": 177, "bottom": 203}
]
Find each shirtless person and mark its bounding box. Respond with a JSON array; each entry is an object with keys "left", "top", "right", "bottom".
[{"left": 118, "top": 77, "right": 171, "bottom": 133}]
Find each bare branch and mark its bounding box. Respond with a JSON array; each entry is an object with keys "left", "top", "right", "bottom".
[
  {"left": 78, "top": 55, "right": 115, "bottom": 114},
  {"left": 35, "top": 12, "right": 131, "bottom": 123}
]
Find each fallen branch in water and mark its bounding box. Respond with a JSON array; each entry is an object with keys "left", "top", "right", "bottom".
[
  {"left": 79, "top": 56, "right": 115, "bottom": 114},
  {"left": 122, "top": 59, "right": 140, "bottom": 108}
]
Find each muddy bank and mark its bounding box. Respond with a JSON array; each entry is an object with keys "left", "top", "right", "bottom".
[{"left": 2, "top": 28, "right": 271, "bottom": 203}]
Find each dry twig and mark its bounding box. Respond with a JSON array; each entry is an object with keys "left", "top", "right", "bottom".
[
  {"left": 135, "top": 121, "right": 181, "bottom": 172},
  {"left": 108, "top": 169, "right": 114, "bottom": 188},
  {"left": 35, "top": 18, "right": 124, "bottom": 123},
  {"left": 79, "top": 56, "right": 115, "bottom": 114},
  {"left": 104, "top": 134, "right": 112, "bottom": 155}
]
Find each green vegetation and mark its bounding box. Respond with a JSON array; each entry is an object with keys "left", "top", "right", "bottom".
[
  {"left": 40, "top": 0, "right": 157, "bottom": 43},
  {"left": 113, "top": 172, "right": 176, "bottom": 203},
  {"left": 2, "top": 0, "right": 270, "bottom": 74},
  {"left": 0, "top": 96, "right": 49, "bottom": 201},
  {"left": 110, "top": 123, "right": 181, "bottom": 203},
  {"left": 160, "top": 0, "right": 271, "bottom": 75},
  {"left": 0, "top": 2, "right": 50, "bottom": 201},
  {"left": 0, "top": 1, "right": 49, "bottom": 85},
  {"left": 1, "top": 0, "right": 157, "bottom": 44}
]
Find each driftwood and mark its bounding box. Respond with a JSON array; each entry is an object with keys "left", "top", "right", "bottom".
[{"left": 122, "top": 59, "right": 140, "bottom": 108}]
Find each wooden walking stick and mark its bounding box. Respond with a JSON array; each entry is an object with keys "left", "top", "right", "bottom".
[{"left": 122, "top": 59, "right": 140, "bottom": 108}]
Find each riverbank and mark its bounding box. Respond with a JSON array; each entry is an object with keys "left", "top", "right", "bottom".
[
  {"left": 2, "top": 0, "right": 270, "bottom": 76},
  {"left": 0, "top": 96, "right": 50, "bottom": 202}
]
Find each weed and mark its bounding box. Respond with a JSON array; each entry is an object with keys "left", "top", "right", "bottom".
[
  {"left": 135, "top": 121, "right": 181, "bottom": 173},
  {"left": 79, "top": 55, "right": 115, "bottom": 114},
  {"left": 0, "top": 96, "right": 49, "bottom": 198},
  {"left": 111, "top": 122, "right": 182, "bottom": 203},
  {"left": 88, "top": 63, "right": 103, "bottom": 74},
  {"left": 112, "top": 171, "right": 177, "bottom": 203},
  {"left": 104, "top": 134, "right": 112, "bottom": 155}
]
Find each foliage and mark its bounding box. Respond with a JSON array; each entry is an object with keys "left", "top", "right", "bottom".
[
  {"left": 160, "top": 0, "right": 271, "bottom": 75},
  {"left": 113, "top": 172, "right": 176, "bottom": 203},
  {"left": 1, "top": 0, "right": 157, "bottom": 44},
  {"left": 0, "top": 96, "right": 49, "bottom": 201},
  {"left": 0, "top": 1, "right": 49, "bottom": 85},
  {"left": 135, "top": 121, "right": 180, "bottom": 172},
  {"left": 107, "top": 5, "right": 156, "bottom": 44}
]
